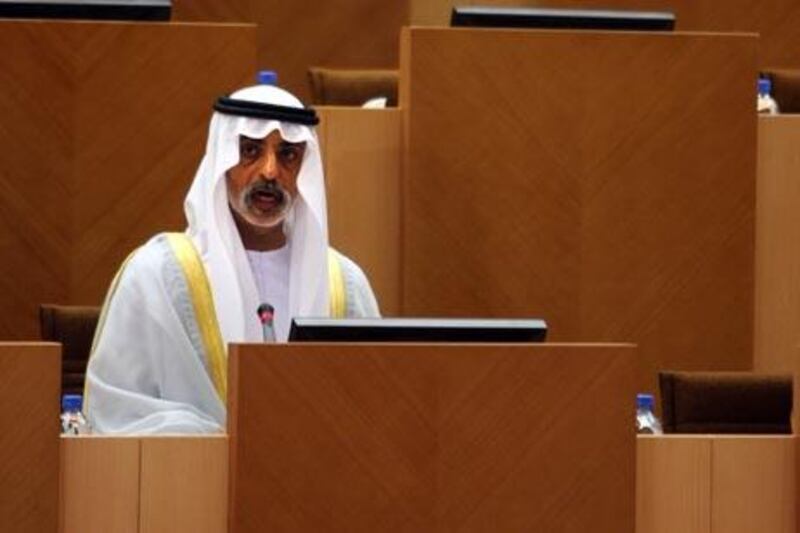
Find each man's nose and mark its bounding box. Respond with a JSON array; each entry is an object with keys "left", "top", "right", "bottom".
[{"left": 258, "top": 151, "right": 278, "bottom": 180}]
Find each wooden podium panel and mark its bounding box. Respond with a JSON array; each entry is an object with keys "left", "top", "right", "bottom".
[
  {"left": 409, "top": 0, "right": 800, "bottom": 69},
  {"left": 400, "top": 28, "right": 756, "bottom": 391},
  {"left": 636, "top": 435, "right": 795, "bottom": 533},
  {"left": 711, "top": 436, "right": 795, "bottom": 533},
  {"left": 318, "top": 107, "right": 403, "bottom": 315},
  {"left": 60, "top": 437, "right": 140, "bottom": 533},
  {"left": 59, "top": 436, "right": 228, "bottom": 533},
  {"left": 228, "top": 343, "right": 636, "bottom": 532},
  {"left": 636, "top": 436, "right": 711, "bottom": 533},
  {"left": 755, "top": 116, "right": 800, "bottom": 375},
  {"left": 0, "top": 20, "right": 256, "bottom": 340},
  {"left": 0, "top": 343, "right": 60, "bottom": 533},
  {"left": 139, "top": 436, "right": 228, "bottom": 533}
]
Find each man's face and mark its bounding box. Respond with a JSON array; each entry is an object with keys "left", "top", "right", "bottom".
[{"left": 226, "top": 130, "right": 306, "bottom": 229}]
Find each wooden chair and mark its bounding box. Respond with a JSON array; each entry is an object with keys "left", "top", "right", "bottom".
[
  {"left": 39, "top": 304, "right": 101, "bottom": 395},
  {"left": 308, "top": 67, "right": 398, "bottom": 106}
]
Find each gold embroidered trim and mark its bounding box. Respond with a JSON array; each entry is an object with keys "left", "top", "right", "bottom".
[
  {"left": 166, "top": 233, "right": 227, "bottom": 404},
  {"left": 327, "top": 249, "right": 346, "bottom": 318}
]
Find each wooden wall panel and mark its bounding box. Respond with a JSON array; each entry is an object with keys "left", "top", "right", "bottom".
[
  {"left": 60, "top": 437, "right": 140, "bottom": 533},
  {"left": 401, "top": 28, "right": 756, "bottom": 392},
  {"left": 0, "top": 343, "right": 60, "bottom": 533},
  {"left": 172, "top": 0, "right": 408, "bottom": 102},
  {"left": 754, "top": 116, "right": 800, "bottom": 375},
  {"left": 229, "top": 343, "right": 636, "bottom": 532},
  {"left": 139, "top": 436, "right": 228, "bottom": 533},
  {"left": 0, "top": 23, "right": 72, "bottom": 340},
  {"left": 0, "top": 21, "right": 256, "bottom": 340},
  {"left": 319, "top": 107, "right": 402, "bottom": 315},
  {"left": 410, "top": 0, "right": 800, "bottom": 69}
]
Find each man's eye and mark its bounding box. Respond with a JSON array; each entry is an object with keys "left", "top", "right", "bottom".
[
  {"left": 240, "top": 142, "right": 262, "bottom": 160},
  {"left": 279, "top": 146, "right": 302, "bottom": 164}
]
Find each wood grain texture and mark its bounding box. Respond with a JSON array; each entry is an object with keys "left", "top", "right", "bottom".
[
  {"left": 410, "top": 0, "right": 800, "bottom": 69},
  {"left": 60, "top": 436, "right": 140, "bottom": 533},
  {"left": 176, "top": 0, "right": 800, "bottom": 82},
  {"left": 319, "top": 107, "right": 402, "bottom": 316},
  {"left": 228, "top": 342, "right": 636, "bottom": 532},
  {"left": 754, "top": 116, "right": 800, "bottom": 375},
  {"left": 637, "top": 435, "right": 797, "bottom": 533},
  {"left": 172, "top": 0, "right": 408, "bottom": 102},
  {"left": 0, "top": 343, "right": 60, "bottom": 533},
  {"left": 139, "top": 436, "right": 228, "bottom": 533},
  {"left": 636, "top": 436, "right": 711, "bottom": 533},
  {"left": 401, "top": 28, "right": 756, "bottom": 393},
  {"left": 711, "top": 436, "right": 795, "bottom": 533},
  {"left": 0, "top": 20, "right": 256, "bottom": 340}
]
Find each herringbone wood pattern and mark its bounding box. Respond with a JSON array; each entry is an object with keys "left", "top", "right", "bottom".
[
  {"left": 229, "top": 343, "right": 635, "bottom": 532},
  {"left": 411, "top": 0, "right": 800, "bottom": 69},
  {"left": 0, "top": 21, "right": 256, "bottom": 340},
  {"left": 175, "top": 1, "right": 800, "bottom": 80},
  {"left": 0, "top": 343, "right": 60, "bottom": 533},
  {"left": 173, "top": 0, "right": 408, "bottom": 101},
  {"left": 401, "top": 29, "right": 756, "bottom": 392}
]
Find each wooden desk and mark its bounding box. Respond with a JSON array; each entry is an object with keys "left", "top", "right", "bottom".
[
  {"left": 637, "top": 435, "right": 795, "bottom": 533},
  {"left": 60, "top": 434, "right": 796, "bottom": 533},
  {"left": 755, "top": 115, "right": 800, "bottom": 376},
  {"left": 400, "top": 28, "right": 757, "bottom": 394},
  {"left": 0, "top": 343, "right": 60, "bottom": 533},
  {"left": 0, "top": 20, "right": 256, "bottom": 341},
  {"left": 318, "top": 107, "right": 402, "bottom": 316},
  {"left": 60, "top": 435, "right": 227, "bottom": 533},
  {"left": 227, "top": 342, "right": 636, "bottom": 532}
]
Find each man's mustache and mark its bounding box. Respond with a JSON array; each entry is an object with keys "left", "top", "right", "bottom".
[{"left": 243, "top": 180, "right": 287, "bottom": 207}]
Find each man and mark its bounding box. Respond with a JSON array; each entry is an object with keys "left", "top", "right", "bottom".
[{"left": 85, "top": 84, "right": 380, "bottom": 434}]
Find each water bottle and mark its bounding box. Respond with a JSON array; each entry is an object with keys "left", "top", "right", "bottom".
[
  {"left": 257, "top": 70, "right": 278, "bottom": 85},
  {"left": 636, "top": 393, "right": 663, "bottom": 434},
  {"left": 757, "top": 78, "right": 779, "bottom": 115},
  {"left": 61, "top": 394, "right": 90, "bottom": 435}
]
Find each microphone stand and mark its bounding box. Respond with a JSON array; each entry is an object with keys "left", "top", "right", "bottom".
[{"left": 257, "top": 303, "right": 276, "bottom": 342}]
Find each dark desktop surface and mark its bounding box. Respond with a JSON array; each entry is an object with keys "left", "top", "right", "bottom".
[
  {"left": 289, "top": 317, "right": 548, "bottom": 343},
  {"left": 0, "top": 1, "right": 171, "bottom": 21},
  {"left": 451, "top": 6, "right": 675, "bottom": 31}
]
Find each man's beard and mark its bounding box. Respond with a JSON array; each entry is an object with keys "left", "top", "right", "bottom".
[{"left": 239, "top": 179, "right": 294, "bottom": 228}]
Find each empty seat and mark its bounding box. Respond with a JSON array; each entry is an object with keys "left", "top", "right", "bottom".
[{"left": 308, "top": 67, "right": 398, "bottom": 107}]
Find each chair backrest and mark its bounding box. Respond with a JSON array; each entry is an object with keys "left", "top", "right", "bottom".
[
  {"left": 308, "top": 67, "right": 398, "bottom": 107},
  {"left": 39, "top": 304, "right": 101, "bottom": 395},
  {"left": 658, "top": 371, "right": 793, "bottom": 434}
]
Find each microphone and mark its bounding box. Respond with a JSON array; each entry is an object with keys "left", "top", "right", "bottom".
[{"left": 257, "top": 303, "right": 276, "bottom": 342}]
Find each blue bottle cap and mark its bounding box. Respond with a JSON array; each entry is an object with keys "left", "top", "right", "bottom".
[
  {"left": 257, "top": 70, "right": 278, "bottom": 85},
  {"left": 636, "top": 393, "right": 654, "bottom": 409},
  {"left": 62, "top": 394, "right": 83, "bottom": 412},
  {"left": 758, "top": 78, "right": 772, "bottom": 96}
]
